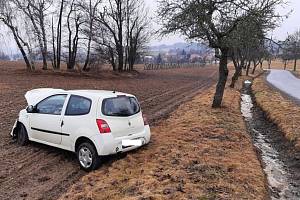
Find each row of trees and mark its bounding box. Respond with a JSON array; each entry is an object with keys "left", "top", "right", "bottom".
[
  {"left": 280, "top": 29, "right": 300, "bottom": 71},
  {"left": 0, "top": 0, "right": 151, "bottom": 71},
  {"left": 158, "top": 0, "right": 286, "bottom": 107}
]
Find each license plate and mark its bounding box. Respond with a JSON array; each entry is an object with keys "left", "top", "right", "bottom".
[{"left": 122, "top": 139, "right": 142, "bottom": 147}]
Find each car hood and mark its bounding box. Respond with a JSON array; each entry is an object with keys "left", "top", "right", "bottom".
[{"left": 25, "top": 88, "right": 66, "bottom": 106}]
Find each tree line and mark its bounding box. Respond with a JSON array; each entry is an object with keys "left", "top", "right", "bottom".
[{"left": 0, "top": 0, "right": 151, "bottom": 71}]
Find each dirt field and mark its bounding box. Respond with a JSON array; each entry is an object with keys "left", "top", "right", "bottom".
[
  {"left": 0, "top": 61, "right": 218, "bottom": 200},
  {"left": 60, "top": 85, "right": 267, "bottom": 200}
]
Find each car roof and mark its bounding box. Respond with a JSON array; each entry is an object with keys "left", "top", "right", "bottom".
[
  {"left": 25, "top": 88, "right": 135, "bottom": 105},
  {"left": 69, "top": 90, "right": 133, "bottom": 98}
]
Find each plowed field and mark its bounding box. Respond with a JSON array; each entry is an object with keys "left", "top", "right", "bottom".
[{"left": 0, "top": 62, "right": 217, "bottom": 200}]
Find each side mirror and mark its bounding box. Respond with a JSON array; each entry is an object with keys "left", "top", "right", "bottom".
[{"left": 26, "top": 105, "right": 36, "bottom": 113}]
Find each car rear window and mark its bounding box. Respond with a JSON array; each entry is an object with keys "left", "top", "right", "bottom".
[
  {"left": 102, "top": 96, "right": 140, "bottom": 117},
  {"left": 65, "top": 95, "right": 92, "bottom": 116}
]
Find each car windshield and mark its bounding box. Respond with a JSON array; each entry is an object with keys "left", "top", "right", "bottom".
[{"left": 102, "top": 96, "right": 140, "bottom": 117}]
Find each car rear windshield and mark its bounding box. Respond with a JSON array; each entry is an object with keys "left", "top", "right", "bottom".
[{"left": 102, "top": 96, "right": 140, "bottom": 117}]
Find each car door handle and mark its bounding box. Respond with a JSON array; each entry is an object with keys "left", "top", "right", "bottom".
[{"left": 61, "top": 120, "right": 64, "bottom": 127}]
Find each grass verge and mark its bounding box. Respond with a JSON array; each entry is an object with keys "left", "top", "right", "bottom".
[
  {"left": 59, "top": 86, "right": 267, "bottom": 200},
  {"left": 252, "top": 76, "right": 300, "bottom": 149}
]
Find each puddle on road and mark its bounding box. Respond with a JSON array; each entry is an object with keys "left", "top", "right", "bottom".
[{"left": 241, "top": 81, "right": 300, "bottom": 200}]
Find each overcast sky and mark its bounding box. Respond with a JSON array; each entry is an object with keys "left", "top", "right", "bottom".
[
  {"left": 147, "top": 0, "right": 300, "bottom": 45},
  {"left": 1, "top": 0, "right": 300, "bottom": 54}
]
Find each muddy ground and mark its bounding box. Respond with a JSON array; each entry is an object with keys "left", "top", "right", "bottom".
[{"left": 0, "top": 62, "right": 217, "bottom": 200}]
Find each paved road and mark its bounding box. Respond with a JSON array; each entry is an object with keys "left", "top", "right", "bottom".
[{"left": 266, "top": 70, "right": 300, "bottom": 101}]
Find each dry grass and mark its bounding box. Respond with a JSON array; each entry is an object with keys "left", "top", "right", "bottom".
[
  {"left": 59, "top": 86, "right": 267, "bottom": 200},
  {"left": 253, "top": 77, "right": 300, "bottom": 141},
  {"left": 252, "top": 76, "right": 300, "bottom": 148},
  {"left": 261, "top": 59, "right": 300, "bottom": 73}
]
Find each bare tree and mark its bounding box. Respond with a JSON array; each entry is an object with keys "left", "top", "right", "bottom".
[
  {"left": 78, "top": 0, "right": 102, "bottom": 71},
  {"left": 51, "top": 0, "right": 64, "bottom": 70},
  {"left": 66, "top": 0, "right": 84, "bottom": 70},
  {"left": 0, "top": 0, "right": 35, "bottom": 70},
  {"left": 279, "top": 40, "right": 293, "bottom": 70},
  {"left": 94, "top": 0, "right": 150, "bottom": 71},
  {"left": 97, "top": 0, "right": 125, "bottom": 71},
  {"left": 13, "top": 0, "right": 52, "bottom": 70},
  {"left": 93, "top": 23, "right": 118, "bottom": 70},
  {"left": 250, "top": 45, "right": 268, "bottom": 74},
  {"left": 125, "top": 0, "right": 150, "bottom": 71},
  {"left": 158, "top": 0, "right": 285, "bottom": 107},
  {"left": 285, "top": 30, "right": 300, "bottom": 71}
]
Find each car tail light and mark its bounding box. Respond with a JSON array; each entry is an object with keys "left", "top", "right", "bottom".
[
  {"left": 143, "top": 114, "right": 149, "bottom": 126},
  {"left": 96, "top": 119, "right": 111, "bottom": 134}
]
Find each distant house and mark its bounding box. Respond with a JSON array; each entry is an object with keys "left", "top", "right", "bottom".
[
  {"left": 190, "top": 54, "right": 202, "bottom": 63},
  {"left": 165, "top": 52, "right": 178, "bottom": 63},
  {"left": 144, "top": 56, "right": 155, "bottom": 64}
]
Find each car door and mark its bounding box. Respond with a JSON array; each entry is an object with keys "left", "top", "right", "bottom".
[
  {"left": 61, "top": 95, "right": 93, "bottom": 148},
  {"left": 30, "top": 94, "right": 67, "bottom": 145}
]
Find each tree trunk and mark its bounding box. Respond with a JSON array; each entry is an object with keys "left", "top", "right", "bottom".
[
  {"left": 14, "top": 35, "right": 33, "bottom": 71},
  {"left": 284, "top": 60, "right": 287, "bottom": 70},
  {"left": 83, "top": 10, "right": 93, "bottom": 71},
  {"left": 117, "top": 44, "right": 123, "bottom": 71},
  {"left": 240, "top": 59, "right": 245, "bottom": 69},
  {"left": 5, "top": 22, "right": 34, "bottom": 70},
  {"left": 51, "top": 17, "right": 57, "bottom": 69},
  {"left": 26, "top": 7, "right": 47, "bottom": 70},
  {"left": 259, "top": 60, "right": 263, "bottom": 69},
  {"left": 246, "top": 61, "right": 251, "bottom": 76},
  {"left": 109, "top": 47, "right": 117, "bottom": 71},
  {"left": 252, "top": 62, "right": 258, "bottom": 74},
  {"left": 268, "top": 59, "right": 271, "bottom": 69},
  {"left": 117, "top": 0, "right": 123, "bottom": 72},
  {"left": 40, "top": 13, "right": 48, "bottom": 70},
  {"left": 41, "top": 44, "right": 47, "bottom": 70},
  {"left": 212, "top": 48, "right": 229, "bottom": 108},
  {"left": 294, "top": 59, "right": 297, "bottom": 71},
  {"left": 56, "top": 0, "right": 64, "bottom": 70},
  {"left": 229, "top": 58, "right": 241, "bottom": 88},
  {"left": 83, "top": 36, "right": 92, "bottom": 71}
]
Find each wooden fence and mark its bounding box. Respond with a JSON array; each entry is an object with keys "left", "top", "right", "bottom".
[{"left": 144, "top": 63, "right": 206, "bottom": 70}]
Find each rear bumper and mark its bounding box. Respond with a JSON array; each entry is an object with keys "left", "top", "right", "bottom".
[{"left": 90, "top": 126, "right": 151, "bottom": 156}]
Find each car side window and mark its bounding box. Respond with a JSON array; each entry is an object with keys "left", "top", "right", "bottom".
[
  {"left": 36, "top": 95, "right": 67, "bottom": 115},
  {"left": 65, "top": 95, "right": 92, "bottom": 116}
]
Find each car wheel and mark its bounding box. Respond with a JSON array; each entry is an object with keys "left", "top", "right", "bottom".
[
  {"left": 77, "top": 142, "right": 101, "bottom": 172},
  {"left": 17, "top": 124, "right": 29, "bottom": 146}
]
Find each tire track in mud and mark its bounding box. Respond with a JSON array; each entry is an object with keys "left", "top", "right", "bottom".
[
  {"left": 141, "top": 71, "right": 217, "bottom": 124},
  {"left": 145, "top": 80, "right": 214, "bottom": 124},
  {"left": 0, "top": 67, "right": 217, "bottom": 200}
]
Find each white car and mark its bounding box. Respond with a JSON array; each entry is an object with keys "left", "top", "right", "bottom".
[{"left": 11, "top": 88, "right": 151, "bottom": 171}]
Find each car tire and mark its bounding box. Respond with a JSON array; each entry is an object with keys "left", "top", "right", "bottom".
[
  {"left": 77, "top": 142, "right": 101, "bottom": 172},
  {"left": 17, "top": 123, "right": 29, "bottom": 146}
]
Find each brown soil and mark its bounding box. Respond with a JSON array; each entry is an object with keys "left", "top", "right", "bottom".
[
  {"left": 0, "top": 61, "right": 217, "bottom": 200},
  {"left": 60, "top": 86, "right": 268, "bottom": 200}
]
